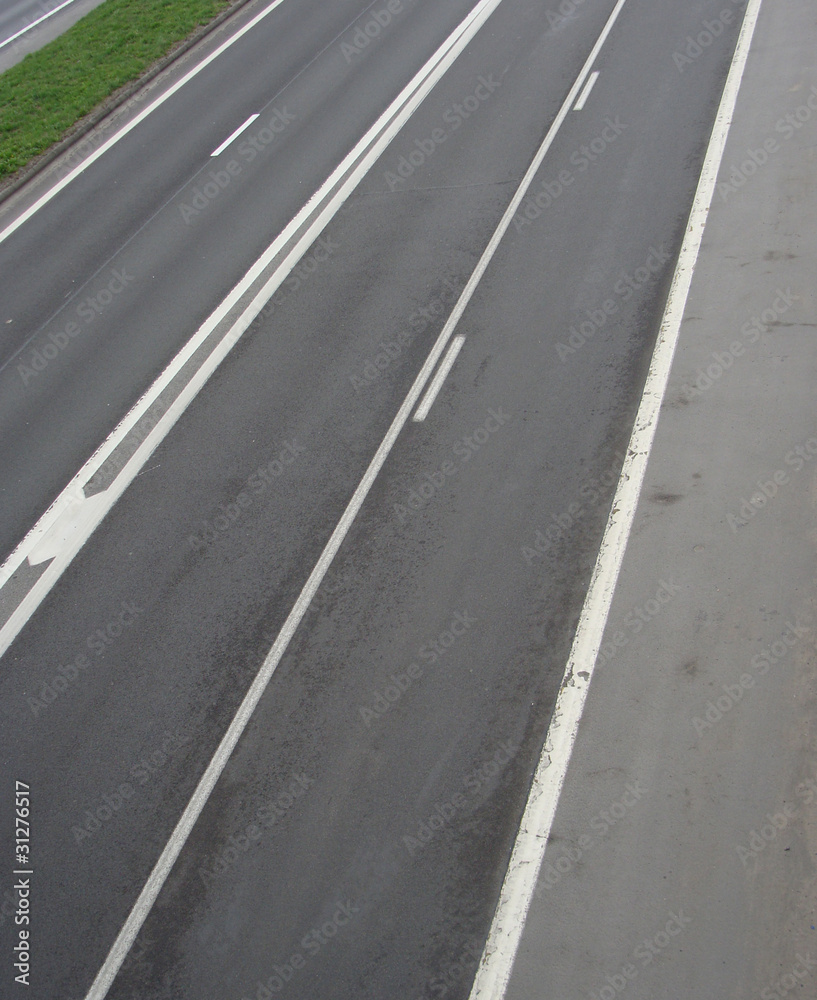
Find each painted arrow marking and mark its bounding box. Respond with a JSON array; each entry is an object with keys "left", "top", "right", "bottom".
[{"left": 26, "top": 490, "right": 111, "bottom": 566}]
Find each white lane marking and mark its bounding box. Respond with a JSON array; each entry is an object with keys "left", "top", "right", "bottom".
[
  {"left": 0, "top": 0, "right": 79, "bottom": 51},
  {"left": 210, "top": 112, "right": 259, "bottom": 155},
  {"left": 0, "top": 0, "right": 290, "bottom": 246},
  {"left": 573, "top": 69, "right": 599, "bottom": 110},
  {"left": 467, "top": 2, "right": 765, "bottom": 998},
  {"left": 0, "top": 0, "right": 504, "bottom": 653},
  {"left": 413, "top": 334, "right": 466, "bottom": 421},
  {"left": 80, "top": 5, "right": 631, "bottom": 996},
  {"left": 26, "top": 492, "right": 110, "bottom": 565}
]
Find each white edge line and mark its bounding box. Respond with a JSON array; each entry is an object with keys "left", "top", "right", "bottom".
[
  {"left": 80, "top": 3, "right": 631, "bottom": 995},
  {"left": 467, "top": 1, "right": 765, "bottom": 998},
  {"left": 0, "top": 0, "right": 493, "bottom": 616},
  {"left": 0, "top": 0, "right": 290, "bottom": 246},
  {"left": 573, "top": 69, "right": 599, "bottom": 110},
  {"left": 0, "top": 0, "right": 79, "bottom": 51},
  {"left": 211, "top": 112, "right": 259, "bottom": 156},
  {"left": 413, "top": 334, "right": 466, "bottom": 421}
]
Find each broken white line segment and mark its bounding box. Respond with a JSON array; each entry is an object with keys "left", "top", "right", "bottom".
[
  {"left": 413, "top": 334, "right": 466, "bottom": 421},
  {"left": 573, "top": 70, "right": 599, "bottom": 110},
  {"left": 211, "top": 113, "right": 259, "bottom": 155}
]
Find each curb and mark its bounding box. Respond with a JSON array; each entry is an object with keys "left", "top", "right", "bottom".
[{"left": 0, "top": 0, "right": 259, "bottom": 207}]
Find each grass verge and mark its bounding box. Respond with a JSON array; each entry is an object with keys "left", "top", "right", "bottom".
[{"left": 0, "top": 0, "right": 236, "bottom": 181}]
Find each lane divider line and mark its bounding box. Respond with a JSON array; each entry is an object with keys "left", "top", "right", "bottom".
[
  {"left": 466, "top": 1, "right": 765, "bottom": 997},
  {"left": 573, "top": 69, "right": 599, "bottom": 110},
  {"left": 79, "top": 4, "right": 632, "bottom": 997},
  {"left": 211, "top": 112, "right": 259, "bottom": 155},
  {"left": 413, "top": 334, "right": 466, "bottom": 421}
]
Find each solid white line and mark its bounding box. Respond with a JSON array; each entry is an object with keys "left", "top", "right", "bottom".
[
  {"left": 573, "top": 69, "right": 599, "bottom": 110},
  {"left": 211, "top": 112, "right": 259, "bottom": 155},
  {"left": 0, "top": 0, "right": 501, "bottom": 646},
  {"left": 0, "top": 0, "right": 290, "bottom": 247},
  {"left": 80, "top": 5, "right": 631, "bottom": 996},
  {"left": 0, "top": 0, "right": 78, "bottom": 51},
  {"left": 467, "top": 2, "right": 765, "bottom": 998},
  {"left": 413, "top": 334, "right": 466, "bottom": 421}
]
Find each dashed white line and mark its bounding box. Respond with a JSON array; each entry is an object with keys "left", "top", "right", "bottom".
[
  {"left": 413, "top": 334, "right": 466, "bottom": 421},
  {"left": 573, "top": 69, "right": 599, "bottom": 110},
  {"left": 211, "top": 113, "right": 259, "bottom": 155},
  {"left": 466, "top": 2, "right": 765, "bottom": 998}
]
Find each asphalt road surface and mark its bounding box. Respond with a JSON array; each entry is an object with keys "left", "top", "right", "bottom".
[{"left": 0, "top": 0, "right": 762, "bottom": 997}]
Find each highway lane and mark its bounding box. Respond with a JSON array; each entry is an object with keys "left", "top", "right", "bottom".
[{"left": 0, "top": 0, "right": 749, "bottom": 997}]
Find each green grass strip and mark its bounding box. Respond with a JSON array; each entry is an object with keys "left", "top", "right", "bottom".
[{"left": 0, "top": 0, "right": 235, "bottom": 180}]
